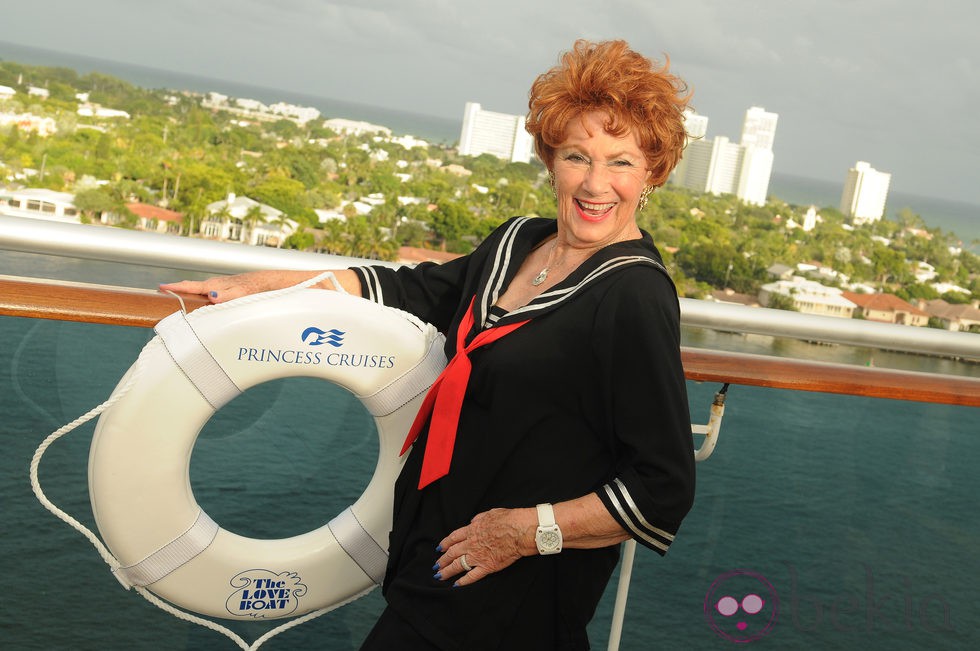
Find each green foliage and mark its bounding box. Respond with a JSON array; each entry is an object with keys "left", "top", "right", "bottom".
[
  {"left": 0, "top": 60, "right": 976, "bottom": 296},
  {"left": 766, "top": 292, "right": 798, "bottom": 311}
]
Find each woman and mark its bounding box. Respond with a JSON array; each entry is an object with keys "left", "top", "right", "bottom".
[{"left": 162, "top": 39, "right": 695, "bottom": 650}]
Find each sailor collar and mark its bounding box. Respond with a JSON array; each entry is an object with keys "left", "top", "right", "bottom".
[{"left": 472, "top": 216, "right": 669, "bottom": 329}]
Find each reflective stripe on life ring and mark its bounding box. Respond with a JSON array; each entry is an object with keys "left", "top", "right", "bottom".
[{"left": 88, "top": 289, "right": 446, "bottom": 620}]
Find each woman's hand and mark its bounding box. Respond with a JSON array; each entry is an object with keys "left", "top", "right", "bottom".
[
  {"left": 432, "top": 495, "right": 631, "bottom": 586},
  {"left": 433, "top": 507, "right": 537, "bottom": 586},
  {"left": 159, "top": 271, "right": 280, "bottom": 304},
  {"left": 159, "top": 269, "right": 362, "bottom": 304}
]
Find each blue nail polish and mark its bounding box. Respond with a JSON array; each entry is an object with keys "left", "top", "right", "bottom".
[
  {"left": 432, "top": 563, "right": 439, "bottom": 571},
  {"left": 209, "top": 291, "right": 218, "bottom": 298},
  {"left": 435, "top": 544, "right": 443, "bottom": 552},
  {"left": 452, "top": 582, "right": 460, "bottom": 588},
  {"left": 433, "top": 572, "right": 442, "bottom": 580}
]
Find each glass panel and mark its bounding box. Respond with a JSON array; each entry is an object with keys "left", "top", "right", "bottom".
[{"left": 2, "top": 251, "right": 976, "bottom": 648}]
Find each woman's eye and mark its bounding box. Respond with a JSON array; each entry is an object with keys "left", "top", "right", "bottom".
[
  {"left": 565, "top": 154, "right": 588, "bottom": 163},
  {"left": 611, "top": 159, "right": 634, "bottom": 167}
]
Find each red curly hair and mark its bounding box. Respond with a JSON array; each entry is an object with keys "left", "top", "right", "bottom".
[{"left": 526, "top": 39, "right": 691, "bottom": 188}]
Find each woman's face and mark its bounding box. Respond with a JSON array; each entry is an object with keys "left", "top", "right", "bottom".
[{"left": 551, "top": 111, "right": 651, "bottom": 250}]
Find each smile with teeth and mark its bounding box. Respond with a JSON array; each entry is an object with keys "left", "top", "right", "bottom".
[{"left": 575, "top": 199, "right": 616, "bottom": 217}]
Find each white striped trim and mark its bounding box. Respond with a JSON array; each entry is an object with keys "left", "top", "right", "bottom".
[
  {"left": 358, "top": 266, "right": 384, "bottom": 304},
  {"left": 154, "top": 311, "right": 242, "bottom": 410},
  {"left": 328, "top": 508, "right": 388, "bottom": 585},
  {"left": 113, "top": 511, "right": 219, "bottom": 587},
  {"left": 602, "top": 480, "right": 672, "bottom": 552},
  {"left": 479, "top": 217, "right": 530, "bottom": 321},
  {"left": 611, "top": 478, "right": 675, "bottom": 541},
  {"left": 508, "top": 256, "right": 668, "bottom": 319}
]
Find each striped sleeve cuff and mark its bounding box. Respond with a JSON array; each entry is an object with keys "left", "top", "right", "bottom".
[
  {"left": 598, "top": 478, "right": 677, "bottom": 555},
  {"left": 352, "top": 266, "right": 385, "bottom": 304}
]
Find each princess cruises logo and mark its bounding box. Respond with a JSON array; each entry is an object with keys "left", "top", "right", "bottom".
[{"left": 301, "top": 326, "right": 345, "bottom": 347}]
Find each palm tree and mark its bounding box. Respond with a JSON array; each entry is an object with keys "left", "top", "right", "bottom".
[{"left": 243, "top": 203, "right": 265, "bottom": 246}]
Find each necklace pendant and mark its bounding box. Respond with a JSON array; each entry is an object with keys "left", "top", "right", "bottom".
[{"left": 531, "top": 269, "right": 548, "bottom": 286}]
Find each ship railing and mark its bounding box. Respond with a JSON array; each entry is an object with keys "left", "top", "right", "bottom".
[
  {"left": 3, "top": 215, "right": 979, "bottom": 650},
  {"left": 2, "top": 215, "right": 978, "bottom": 403}
]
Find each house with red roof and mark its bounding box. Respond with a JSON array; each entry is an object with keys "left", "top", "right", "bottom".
[
  {"left": 841, "top": 291, "right": 929, "bottom": 327},
  {"left": 125, "top": 202, "right": 184, "bottom": 235}
]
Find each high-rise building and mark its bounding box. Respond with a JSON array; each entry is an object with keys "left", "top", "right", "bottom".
[
  {"left": 740, "top": 106, "right": 778, "bottom": 151},
  {"left": 682, "top": 108, "right": 709, "bottom": 140},
  {"left": 671, "top": 107, "right": 778, "bottom": 206},
  {"left": 457, "top": 102, "right": 534, "bottom": 164},
  {"left": 840, "top": 161, "right": 891, "bottom": 225},
  {"left": 736, "top": 107, "right": 777, "bottom": 205}
]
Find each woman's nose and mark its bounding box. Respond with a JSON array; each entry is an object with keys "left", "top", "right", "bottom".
[{"left": 581, "top": 162, "right": 611, "bottom": 193}]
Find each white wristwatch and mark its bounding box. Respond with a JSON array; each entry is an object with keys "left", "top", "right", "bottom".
[{"left": 535, "top": 503, "right": 563, "bottom": 555}]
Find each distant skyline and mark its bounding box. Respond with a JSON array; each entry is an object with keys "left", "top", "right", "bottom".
[{"left": 1, "top": 1, "right": 978, "bottom": 207}]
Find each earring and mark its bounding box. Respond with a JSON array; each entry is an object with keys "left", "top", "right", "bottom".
[
  {"left": 548, "top": 170, "right": 557, "bottom": 199},
  {"left": 638, "top": 185, "right": 653, "bottom": 211}
]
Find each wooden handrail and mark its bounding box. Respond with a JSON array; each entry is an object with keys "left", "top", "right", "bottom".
[
  {"left": 2, "top": 275, "right": 978, "bottom": 407},
  {"left": 0, "top": 274, "right": 210, "bottom": 328}
]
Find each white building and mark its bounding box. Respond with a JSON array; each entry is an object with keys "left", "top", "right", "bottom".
[
  {"left": 740, "top": 106, "right": 779, "bottom": 150},
  {"left": 0, "top": 85, "right": 15, "bottom": 100},
  {"left": 458, "top": 102, "right": 534, "bottom": 164},
  {"left": 759, "top": 276, "right": 857, "bottom": 318},
  {"left": 736, "top": 145, "right": 774, "bottom": 206},
  {"left": 673, "top": 136, "right": 744, "bottom": 197},
  {"left": 269, "top": 102, "right": 321, "bottom": 124},
  {"left": 323, "top": 118, "right": 392, "bottom": 137},
  {"left": 682, "top": 109, "right": 709, "bottom": 140},
  {"left": 0, "top": 187, "right": 80, "bottom": 223},
  {"left": 840, "top": 161, "right": 891, "bottom": 225},
  {"left": 201, "top": 193, "right": 297, "bottom": 247},
  {"left": 735, "top": 106, "right": 777, "bottom": 205},
  {"left": 671, "top": 106, "right": 778, "bottom": 206}
]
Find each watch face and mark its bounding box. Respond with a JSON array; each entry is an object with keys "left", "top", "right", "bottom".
[{"left": 539, "top": 530, "right": 560, "bottom": 549}]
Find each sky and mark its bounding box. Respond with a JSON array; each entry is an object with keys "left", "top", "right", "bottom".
[{"left": 2, "top": 0, "right": 979, "bottom": 206}]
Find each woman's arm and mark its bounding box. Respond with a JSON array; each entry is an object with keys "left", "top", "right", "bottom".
[
  {"left": 432, "top": 494, "right": 629, "bottom": 586},
  {"left": 158, "top": 268, "right": 362, "bottom": 303}
]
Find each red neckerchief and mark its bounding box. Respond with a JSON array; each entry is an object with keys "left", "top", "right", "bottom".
[{"left": 402, "top": 296, "right": 529, "bottom": 489}]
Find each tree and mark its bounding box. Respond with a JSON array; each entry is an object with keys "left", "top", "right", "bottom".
[{"left": 73, "top": 187, "right": 120, "bottom": 223}]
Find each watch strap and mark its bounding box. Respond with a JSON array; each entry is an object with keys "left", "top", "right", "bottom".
[{"left": 536, "top": 503, "right": 556, "bottom": 527}]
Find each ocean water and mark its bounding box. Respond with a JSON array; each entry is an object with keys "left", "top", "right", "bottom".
[
  {"left": 770, "top": 173, "right": 980, "bottom": 250},
  {"left": 1, "top": 250, "right": 978, "bottom": 650}
]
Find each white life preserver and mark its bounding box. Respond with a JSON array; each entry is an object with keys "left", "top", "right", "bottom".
[{"left": 88, "top": 288, "right": 446, "bottom": 620}]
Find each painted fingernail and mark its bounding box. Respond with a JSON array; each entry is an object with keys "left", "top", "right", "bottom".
[
  {"left": 209, "top": 291, "right": 218, "bottom": 298},
  {"left": 435, "top": 544, "right": 443, "bottom": 552},
  {"left": 433, "top": 572, "right": 442, "bottom": 580},
  {"left": 452, "top": 582, "right": 460, "bottom": 588},
  {"left": 432, "top": 563, "right": 439, "bottom": 571}
]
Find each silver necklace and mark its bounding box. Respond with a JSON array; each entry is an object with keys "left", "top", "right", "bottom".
[{"left": 531, "top": 240, "right": 558, "bottom": 286}]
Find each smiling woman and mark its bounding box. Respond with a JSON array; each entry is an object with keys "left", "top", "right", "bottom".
[{"left": 162, "top": 38, "right": 696, "bottom": 650}]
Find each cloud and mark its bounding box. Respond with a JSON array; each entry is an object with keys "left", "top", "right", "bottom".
[{"left": 0, "top": 0, "right": 977, "bottom": 203}]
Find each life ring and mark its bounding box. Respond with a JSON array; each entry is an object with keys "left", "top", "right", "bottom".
[{"left": 88, "top": 288, "right": 446, "bottom": 620}]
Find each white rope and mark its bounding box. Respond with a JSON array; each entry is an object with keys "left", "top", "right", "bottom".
[{"left": 31, "top": 272, "right": 387, "bottom": 649}]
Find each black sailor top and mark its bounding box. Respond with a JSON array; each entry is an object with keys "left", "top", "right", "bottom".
[{"left": 352, "top": 216, "right": 695, "bottom": 650}]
